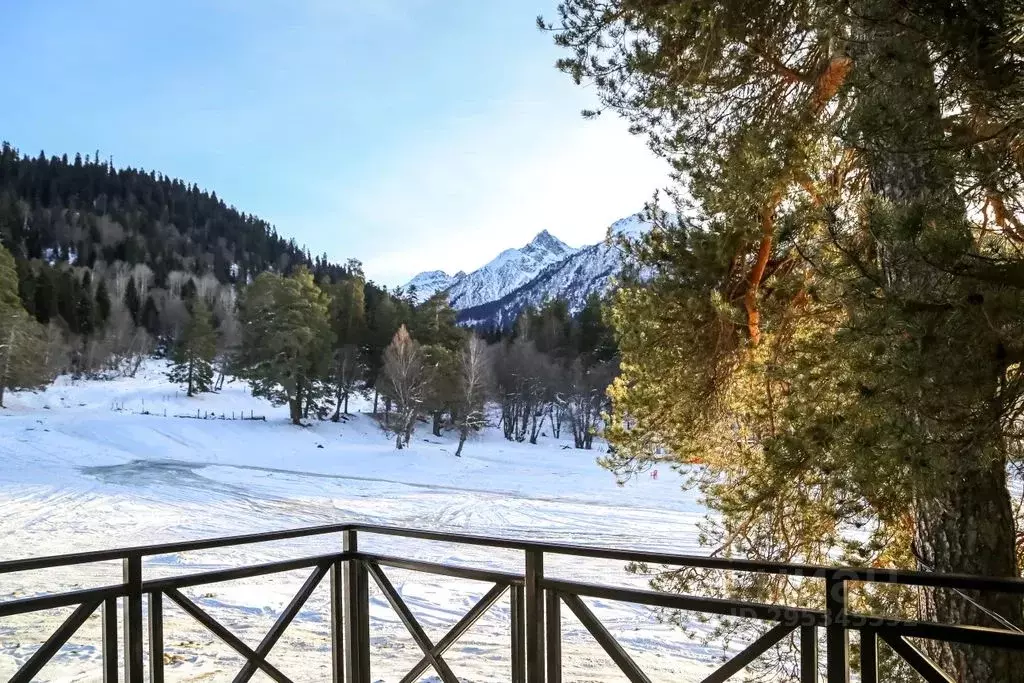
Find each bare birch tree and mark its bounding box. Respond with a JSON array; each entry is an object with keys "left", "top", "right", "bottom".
[
  {"left": 380, "top": 325, "right": 428, "bottom": 449},
  {"left": 454, "top": 336, "right": 492, "bottom": 457}
]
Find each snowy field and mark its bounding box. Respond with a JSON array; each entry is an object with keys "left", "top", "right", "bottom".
[{"left": 0, "top": 362, "right": 725, "bottom": 681}]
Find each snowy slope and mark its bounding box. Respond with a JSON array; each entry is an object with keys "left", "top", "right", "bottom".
[
  {"left": 404, "top": 269, "right": 466, "bottom": 302},
  {"left": 404, "top": 230, "right": 576, "bottom": 310},
  {"left": 457, "top": 213, "right": 654, "bottom": 327},
  {"left": 407, "top": 213, "right": 660, "bottom": 327},
  {"left": 0, "top": 362, "right": 727, "bottom": 682}
]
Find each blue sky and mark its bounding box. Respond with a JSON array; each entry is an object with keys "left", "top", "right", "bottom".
[{"left": 1, "top": 0, "right": 670, "bottom": 286}]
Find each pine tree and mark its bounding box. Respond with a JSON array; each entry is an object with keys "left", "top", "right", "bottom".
[
  {"left": 411, "top": 292, "right": 462, "bottom": 350},
  {"left": 548, "top": 1, "right": 1024, "bottom": 678},
  {"left": 422, "top": 344, "right": 459, "bottom": 437},
  {"left": 75, "top": 278, "right": 96, "bottom": 337},
  {"left": 124, "top": 276, "right": 140, "bottom": 324},
  {"left": 328, "top": 276, "right": 366, "bottom": 420},
  {"left": 140, "top": 295, "right": 160, "bottom": 338},
  {"left": 0, "top": 243, "right": 49, "bottom": 407},
  {"left": 167, "top": 299, "right": 216, "bottom": 397},
  {"left": 95, "top": 279, "right": 111, "bottom": 325},
  {"left": 57, "top": 270, "right": 79, "bottom": 333},
  {"left": 32, "top": 268, "right": 56, "bottom": 325},
  {"left": 365, "top": 292, "right": 401, "bottom": 413},
  {"left": 237, "top": 268, "right": 333, "bottom": 424}
]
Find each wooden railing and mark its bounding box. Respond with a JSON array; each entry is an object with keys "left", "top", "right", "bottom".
[{"left": 2, "top": 523, "right": 1024, "bottom": 681}]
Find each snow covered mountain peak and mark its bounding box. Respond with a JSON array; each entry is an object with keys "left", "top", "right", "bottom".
[
  {"left": 525, "top": 229, "right": 572, "bottom": 254},
  {"left": 403, "top": 269, "right": 462, "bottom": 301},
  {"left": 608, "top": 213, "right": 650, "bottom": 238},
  {"left": 402, "top": 229, "right": 577, "bottom": 311},
  {"left": 403, "top": 213, "right": 666, "bottom": 325}
]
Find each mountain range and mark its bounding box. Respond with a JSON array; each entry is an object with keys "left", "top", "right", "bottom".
[{"left": 403, "top": 214, "right": 651, "bottom": 328}]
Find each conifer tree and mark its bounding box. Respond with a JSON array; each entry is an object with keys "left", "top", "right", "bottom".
[
  {"left": 167, "top": 299, "right": 216, "bottom": 397},
  {"left": 124, "top": 276, "right": 140, "bottom": 324},
  {"left": 422, "top": 344, "right": 459, "bottom": 437},
  {"left": 365, "top": 292, "right": 401, "bottom": 413},
  {"left": 548, "top": 1, "right": 1024, "bottom": 678},
  {"left": 411, "top": 292, "right": 462, "bottom": 350},
  {"left": 0, "top": 243, "right": 49, "bottom": 407},
  {"left": 32, "top": 268, "right": 56, "bottom": 325},
  {"left": 237, "top": 268, "right": 333, "bottom": 424},
  {"left": 140, "top": 296, "right": 160, "bottom": 338},
  {"left": 94, "top": 279, "right": 111, "bottom": 325},
  {"left": 328, "top": 276, "right": 366, "bottom": 420}
]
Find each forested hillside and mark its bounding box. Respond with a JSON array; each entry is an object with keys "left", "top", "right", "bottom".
[
  {"left": 0, "top": 142, "right": 407, "bottom": 396},
  {"left": 0, "top": 143, "right": 343, "bottom": 282},
  {"left": 0, "top": 140, "right": 619, "bottom": 456}
]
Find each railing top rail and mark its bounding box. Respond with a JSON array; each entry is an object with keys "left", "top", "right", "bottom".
[
  {"left": 543, "top": 577, "right": 1024, "bottom": 650},
  {"left": 4, "top": 521, "right": 1024, "bottom": 594},
  {"left": 351, "top": 524, "right": 1024, "bottom": 593},
  {"left": 0, "top": 522, "right": 355, "bottom": 574}
]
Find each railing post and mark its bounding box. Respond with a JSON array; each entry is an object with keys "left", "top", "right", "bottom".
[
  {"left": 511, "top": 584, "right": 526, "bottom": 683},
  {"left": 123, "top": 554, "right": 143, "bottom": 683},
  {"left": 331, "top": 559, "right": 345, "bottom": 683},
  {"left": 102, "top": 596, "right": 118, "bottom": 683},
  {"left": 860, "top": 628, "right": 878, "bottom": 683},
  {"left": 800, "top": 625, "right": 817, "bottom": 683},
  {"left": 545, "top": 590, "right": 561, "bottom": 683},
  {"left": 149, "top": 592, "right": 164, "bottom": 683},
  {"left": 525, "top": 549, "right": 545, "bottom": 683},
  {"left": 825, "top": 576, "right": 849, "bottom": 683},
  {"left": 343, "top": 529, "right": 370, "bottom": 683}
]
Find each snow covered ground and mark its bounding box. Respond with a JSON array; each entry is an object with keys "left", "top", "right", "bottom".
[{"left": 0, "top": 362, "right": 725, "bottom": 681}]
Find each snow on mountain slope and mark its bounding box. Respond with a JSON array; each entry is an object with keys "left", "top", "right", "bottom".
[
  {"left": 404, "top": 230, "right": 575, "bottom": 309},
  {"left": 457, "top": 212, "right": 656, "bottom": 328},
  {"left": 407, "top": 213, "right": 665, "bottom": 327},
  {"left": 404, "top": 269, "right": 466, "bottom": 301},
  {"left": 0, "top": 362, "right": 718, "bottom": 682},
  {"left": 456, "top": 240, "right": 621, "bottom": 327}
]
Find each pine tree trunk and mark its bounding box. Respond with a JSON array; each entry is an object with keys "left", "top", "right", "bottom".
[
  {"left": 851, "top": 5, "right": 1024, "bottom": 679},
  {"left": 331, "top": 383, "right": 342, "bottom": 422},
  {"left": 915, "top": 455, "right": 1023, "bottom": 681},
  {"left": 373, "top": 390, "right": 379, "bottom": 415},
  {"left": 290, "top": 379, "right": 304, "bottom": 425},
  {"left": 186, "top": 356, "right": 194, "bottom": 397},
  {"left": 1, "top": 330, "right": 12, "bottom": 408},
  {"left": 432, "top": 411, "right": 443, "bottom": 437}
]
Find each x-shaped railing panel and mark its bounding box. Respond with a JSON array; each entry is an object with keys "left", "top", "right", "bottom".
[
  {"left": 362, "top": 559, "right": 514, "bottom": 683},
  {"left": 158, "top": 562, "right": 332, "bottom": 683},
  {"left": 10, "top": 599, "right": 104, "bottom": 683}
]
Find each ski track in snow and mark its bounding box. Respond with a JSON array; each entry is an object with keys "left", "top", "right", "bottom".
[{"left": 0, "top": 362, "right": 729, "bottom": 682}]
